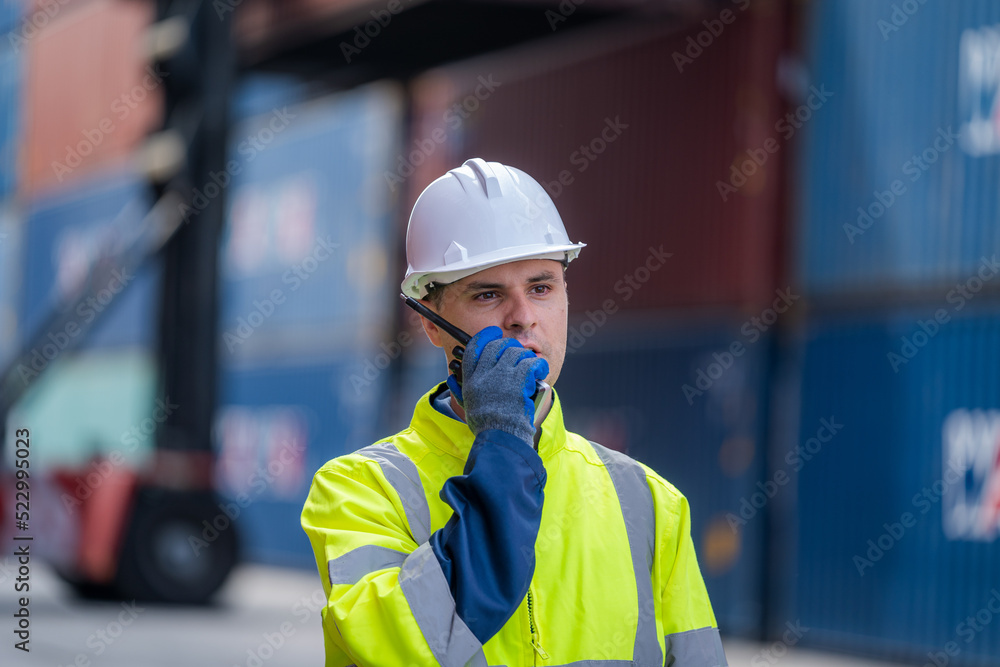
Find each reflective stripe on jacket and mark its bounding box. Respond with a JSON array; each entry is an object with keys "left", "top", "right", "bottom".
[{"left": 301, "top": 383, "right": 727, "bottom": 667}]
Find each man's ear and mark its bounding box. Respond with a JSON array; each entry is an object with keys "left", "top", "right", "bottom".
[{"left": 418, "top": 301, "right": 444, "bottom": 348}]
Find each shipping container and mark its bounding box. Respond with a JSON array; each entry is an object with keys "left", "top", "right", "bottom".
[
  {"left": 214, "top": 356, "right": 385, "bottom": 567},
  {"left": 218, "top": 81, "right": 403, "bottom": 363},
  {"left": 552, "top": 313, "right": 772, "bottom": 637},
  {"left": 22, "top": 0, "right": 161, "bottom": 195},
  {"left": 19, "top": 170, "right": 160, "bottom": 350},
  {"left": 408, "top": 5, "right": 790, "bottom": 315},
  {"left": 797, "top": 0, "right": 1000, "bottom": 298},
  {"left": 772, "top": 304, "right": 1000, "bottom": 663},
  {"left": 230, "top": 72, "right": 310, "bottom": 123},
  {"left": 3, "top": 348, "right": 159, "bottom": 468},
  {"left": 5, "top": 170, "right": 161, "bottom": 468},
  {"left": 215, "top": 81, "right": 405, "bottom": 565},
  {"left": 0, "top": 201, "right": 20, "bottom": 368},
  {"left": 0, "top": 40, "right": 22, "bottom": 198},
  {"left": 0, "top": 0, "right": 23, "bottom": 37}
]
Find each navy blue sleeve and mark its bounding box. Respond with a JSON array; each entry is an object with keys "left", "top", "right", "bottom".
[{"left": 428, "top": 428, "right": 547, "bottom": 643}]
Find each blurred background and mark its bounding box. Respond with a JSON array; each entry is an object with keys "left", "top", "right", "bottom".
[{"left": 1, "top": 0, "right": 999, "bottom": 665}]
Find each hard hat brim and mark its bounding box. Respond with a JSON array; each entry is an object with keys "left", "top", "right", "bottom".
[{"left": 401, "top": 242, "right": 585, "bottom": 299}]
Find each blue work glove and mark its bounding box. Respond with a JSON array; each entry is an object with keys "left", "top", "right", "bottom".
[{"left": 446, "top": 326, "right": 549, "bottom": 444}]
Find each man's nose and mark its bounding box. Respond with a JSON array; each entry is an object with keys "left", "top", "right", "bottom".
[{"left": 502, "top": 292, "right": 538, "bottom": 333}]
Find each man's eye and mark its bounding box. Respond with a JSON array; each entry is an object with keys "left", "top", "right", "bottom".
[
  {"left": 475, "top": 291, "right": 498, "bottom": 301},
  {"left": 531, "top": 285, "right": 551, "bottom": 294}
]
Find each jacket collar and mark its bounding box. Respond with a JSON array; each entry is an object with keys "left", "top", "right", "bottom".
[{"left": 411, "top": 382, "right": 568, "bottom": 462}]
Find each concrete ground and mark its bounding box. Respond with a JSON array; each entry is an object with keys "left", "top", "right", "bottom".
[
  {"left": 721, "top": 638, "right": 914, "bottom": 667},
  {"left": 0, "top": 558, "right": 917, "bottom": 666}
]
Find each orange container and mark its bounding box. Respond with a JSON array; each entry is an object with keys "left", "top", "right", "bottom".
[{"left": 21, "top": 0, "right": 162, "bottom": 196}]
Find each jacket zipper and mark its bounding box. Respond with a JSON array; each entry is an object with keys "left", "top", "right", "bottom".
[{"left": 526, "top": 589, "right": 548, "bottom": 662}]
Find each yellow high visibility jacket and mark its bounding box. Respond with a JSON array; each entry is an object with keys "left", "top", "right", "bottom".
[{"left": 301, "top": 383, "right": 727, "bottom": 666}]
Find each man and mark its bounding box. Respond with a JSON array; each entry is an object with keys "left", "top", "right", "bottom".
[{"left": 301, "top": 158, "right": 727, "bottom": 666}]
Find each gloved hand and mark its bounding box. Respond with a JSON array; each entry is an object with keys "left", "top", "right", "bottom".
[{"left": 446, "top": 326, "right": 549, "bottom": 444}]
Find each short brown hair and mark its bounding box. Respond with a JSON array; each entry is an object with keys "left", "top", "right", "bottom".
[{"left": 421, "top": 282, "right": 446, "bottom": 310}]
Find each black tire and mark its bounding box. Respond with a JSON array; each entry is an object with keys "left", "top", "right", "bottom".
[
  {"left": 113, "top": 487, "right": 239, "bottom": 604},
  {"left": 54, "top": 568, "right": 121, "bottom": 601}
]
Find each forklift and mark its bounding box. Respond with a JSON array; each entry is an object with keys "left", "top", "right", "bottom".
[{"left": 0, "top": 0, "right": 237, "bottom": 603}]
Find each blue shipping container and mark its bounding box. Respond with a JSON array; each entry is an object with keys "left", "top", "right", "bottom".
[
  {"left": 218, "top": 81, "right": 403, "bottom": 364},
  {"left": 0, "top": 40, "right": 22, "bottom": 198},
  {"left": 19, "top": 171, "right": 161, "bottom": 351},
  {"left": 0, "top": 202, "right": 20, "bottom": 367},
  {"left": 798, "top": 0, "right": 1000, "bottom": 295},
  {"left": 215, "top": 81, "right": 405, "bottom": 567},
  {"left": 215, "top": 357, "right": 384, "bottom": 568},
  {"left": 555, "top": 316, "right": 771, "bottom": 638},
  {"left": 230, "top": 73, "right": 310, "bottom": 123},
  {"left": 0, "top": 0, "right": 24, "bottom": 37},
  {"left": 775, "top": 304, "right": 1000, "bottom": 663}
]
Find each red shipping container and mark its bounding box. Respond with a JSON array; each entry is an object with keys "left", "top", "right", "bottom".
[
  {"left": 22, "top": 0, "right": 162, "bottom": 196},
  {"left": 406, "top": 3, "right": 790, "bottom": 315}
]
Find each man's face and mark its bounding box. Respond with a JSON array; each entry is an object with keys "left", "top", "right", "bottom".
[{"left": 419, "top": 258, "right": 569, "bottom": 386}]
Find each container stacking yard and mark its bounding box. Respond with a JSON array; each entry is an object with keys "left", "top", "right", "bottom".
[{"left": 1, "top": 0, "right": 999, "bottom": 665}]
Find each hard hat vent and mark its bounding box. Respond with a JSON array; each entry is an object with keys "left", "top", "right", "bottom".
[
  {"left": 443, "top": 240, "right": 469, "bottom": 265},
  {"left": 465, "top": 157, "right": 502, "bottom": 199}
]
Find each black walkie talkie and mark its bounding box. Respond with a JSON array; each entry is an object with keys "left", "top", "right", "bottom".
[{"left": 400, "top": 294, "right": 551, "bottom": 426}]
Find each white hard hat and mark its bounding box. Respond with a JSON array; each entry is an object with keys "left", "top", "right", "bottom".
[{"left": 401, "top": 157, "right": 585, "bottom": 299}]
